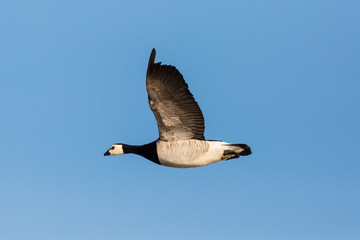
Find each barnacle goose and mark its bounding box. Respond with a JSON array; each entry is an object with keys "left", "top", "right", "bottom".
[{"left": 104, "top": 49, "right": 251, "bottom": 168}]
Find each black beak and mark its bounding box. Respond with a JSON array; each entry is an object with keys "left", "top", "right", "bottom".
[{"left": 104, "top": 150, "right": 110, "bottom": 156}]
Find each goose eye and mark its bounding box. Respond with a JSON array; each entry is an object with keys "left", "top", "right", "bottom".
[{"left": 111, "top": 146, "right": 115, "bottom": 150}]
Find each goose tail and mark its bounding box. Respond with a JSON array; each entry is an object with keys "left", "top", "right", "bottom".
[
  {"left": 230, "top": 144, "right": 252, "bottom": 156},
  {"left": 222, "top": 143, "right": 252, "bottom": 160}
]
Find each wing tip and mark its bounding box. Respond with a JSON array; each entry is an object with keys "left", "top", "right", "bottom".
[
  {"left": 148, "top": 48, "right": 156, "bottom": 70},
  {"left": 147, "top": 48, "right": 156, "bottom": 75}
]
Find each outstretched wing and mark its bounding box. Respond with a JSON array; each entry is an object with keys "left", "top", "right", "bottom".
[{"left": 146, "top": 49, "right": 205, "bottom": 141}]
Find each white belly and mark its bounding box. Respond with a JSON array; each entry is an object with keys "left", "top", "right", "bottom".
[{"left": 156, "top": 140, "right": 229, "bottom": 168}]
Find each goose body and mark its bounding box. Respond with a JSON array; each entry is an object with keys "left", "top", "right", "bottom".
[
  {"left": 104, "top": 49, "right": 251, "bottom": 168},
  {"left": 156, "top": 140, "right": 250, "bottom": 168}
]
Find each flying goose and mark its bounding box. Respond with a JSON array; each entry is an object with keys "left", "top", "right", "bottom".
[{"left": 104, "top": 49, "right": 251, "bottom": 168}]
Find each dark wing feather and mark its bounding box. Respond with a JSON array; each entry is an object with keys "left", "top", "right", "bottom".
[{"left": 146, "top": 49, "right": 205, "bottom": 141}]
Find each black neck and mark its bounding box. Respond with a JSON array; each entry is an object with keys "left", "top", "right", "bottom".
[{"left": 122, "top": 141, "right": 160, "bottom": 165}]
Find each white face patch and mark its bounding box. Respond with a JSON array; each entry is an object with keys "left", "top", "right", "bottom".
[{"left": 109, "top": 144, "right": 124, "bottom": 155}]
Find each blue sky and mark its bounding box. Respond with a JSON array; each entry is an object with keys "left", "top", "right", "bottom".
[{"left": 1, "top": 0, "right": 359, "bottom": 239}]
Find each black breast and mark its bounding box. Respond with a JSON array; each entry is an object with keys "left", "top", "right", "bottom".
[{"left": 122, "top": 141, "right": 160, "bottom": 165}]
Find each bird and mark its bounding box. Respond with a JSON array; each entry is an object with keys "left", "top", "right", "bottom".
[{"left": 104, "top": 48, "right": 251, "bottom": 168}]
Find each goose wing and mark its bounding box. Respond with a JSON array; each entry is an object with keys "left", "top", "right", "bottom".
[{"left": 146, "top": 49, "right": 205, "bottom": 141}]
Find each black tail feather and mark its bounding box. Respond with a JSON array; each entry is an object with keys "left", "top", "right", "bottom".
[{"left": 232, "top": 144, "right": 252, "bottom": 156}]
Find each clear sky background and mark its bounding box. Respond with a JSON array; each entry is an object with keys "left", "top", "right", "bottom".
[{"left": 1, "top": 0, "right": 359, "bottom": 239}]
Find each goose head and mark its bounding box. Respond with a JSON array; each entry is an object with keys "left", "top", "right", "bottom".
[{"left": 104, "top": 144, "right": 124, "bottom": 156}]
